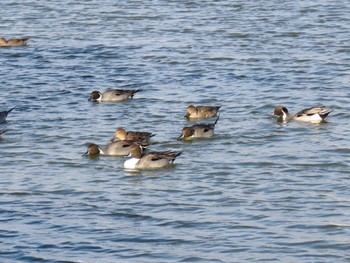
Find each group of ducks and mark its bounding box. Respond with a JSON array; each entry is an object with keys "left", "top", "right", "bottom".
[
  {"left": 1, "top": 96, "right": 333, "bottom": 170},
  {"left": 1, "top": 88, "right": 333, "bottom": 170},
  {"left": 86, "top": 89, "right": 222, "bottom": 170},
  {"left": 1, "top": 37, "right": 334, "bottom": 169},
  {"left": 82, "top": 89, "right": 333, "bottom": 170}
]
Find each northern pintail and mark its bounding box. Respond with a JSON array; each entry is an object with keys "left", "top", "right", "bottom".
[
  {"left": 274, "top": 106, "right": 332, "bottom": 123},
  {"left": 0, "top": 107, "right": 15, "bottom": 123},
  {"left": 88, "top": 89, "right": 141, "bottom": 102},
  {"left": 124, "top": 145, "right": 182, "bottom": 170},
  {"left": 179, "top": 116, "right": 219, "bottom": 140},
  {"left": 0, "top": 37, "right": 29, "bottom": 47},
  {"left": 0, "top": 130, "right": 7, "bottom": 136},
  {"left": 110, "top": 128, "right": 155, "bottom": 143},
  {"left": 185, "top": 105, "right": 221, "bottom": 119},
  {"left": 85, "top": 140, "right": 147, "bottom": 156}
]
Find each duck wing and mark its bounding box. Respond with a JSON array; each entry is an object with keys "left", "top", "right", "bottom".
[
  {"left": 296, "top": 106, "right": 326, "bottom": 117},
  {"left": 148, "top": 151, "right": 181, "bottom": 161}
]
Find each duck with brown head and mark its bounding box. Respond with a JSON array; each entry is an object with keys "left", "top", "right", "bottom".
[
  {"left": 179, "top": 115, "right": 220, "bottom": 140},
  {"left": 274, "top": 106, "right": 332, "bottom": 123},
  {"left": 185, "top": 105, "right": 221, "bottom": 119},
  {"left": 85, "top": 140, "right": 148, "bottom": 156},
  {"left": 109, "top": 128, "right": 155, "bottom": 144},
  {"left": 273, "top": 106, "right": 292, "bottom": 122},
  {"left": 124, "top": 145, "right": 182, "bottom": 170}
]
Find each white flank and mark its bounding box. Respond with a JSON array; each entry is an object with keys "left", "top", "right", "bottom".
[
  {"left": 295, "top": 114, "right": 323, "bottom": 123},
  {"left": 124, "top": 158, "right": 140, "bottom": 169}
]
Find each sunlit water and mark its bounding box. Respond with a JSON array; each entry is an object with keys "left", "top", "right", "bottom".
[{"left": 1, "top": 0, "right": 350, "bottom": 262}]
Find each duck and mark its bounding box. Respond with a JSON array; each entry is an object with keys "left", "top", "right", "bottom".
[
  {"left": 179, "top": 115, "right": 219, "bottom": 140},
  {"left": 0, "top": 130, "right": 7, "bottom": 136},
  {"left": 124, "top": 145, "right": 182, "bottom": 170},
  {"left": 85, "top": 140, "right": 147, "bottom": 156},
  {"left": 274, "top": 106, "right": 332, "bottom": 123},
  {"left": 0, "top": 37, "right": 29, "bottom": 47},
  {"left": 109, "top": 128, "right": 155, "bottom": 143},
  {"left": 88, "top": 89, "right": 141, "bottom": 102},
  {"left": 185, "top": 105, "right": 221, "bottom": 119},
  {"left": 0, "top": 107, "right": 15, "bottom": 123}
]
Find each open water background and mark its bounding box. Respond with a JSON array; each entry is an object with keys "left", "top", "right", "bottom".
[{"left": 1, "top": 0, "right": 350, "bottom": 262}]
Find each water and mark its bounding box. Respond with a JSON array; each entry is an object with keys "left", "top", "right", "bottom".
[{"left": 1, "top": 0, "right": 350, "bottom": 262}]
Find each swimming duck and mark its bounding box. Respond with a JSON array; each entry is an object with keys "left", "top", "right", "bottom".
[
  {"left": 185, "top": 105, "right": 221, "bottom": 119},
  {"left": 124, "top": 145, "right": 182, "bottom": 170},
  {"left": 0, "top": 37, "right": 29, "bottom": 47},
  {"left": 179, "top": 115, "right": 219, "bottom": 140},
  {"left": 274, "top": 106, "right": 332, "bottom": 123},
  {"left": 0, "top": 130, "right": 7, "bottom": 136},
  {"left": 0, "top": 107, "right": 15, "bottom": 123},
  {"left": 110, "top": 128, "right": 155, "bottom": 143},
  {"left": 88, "top": 89, "right": 140, "bottom": 102},
  {"left": 85, "top": 140, "right": 147, "bottom": 156}
]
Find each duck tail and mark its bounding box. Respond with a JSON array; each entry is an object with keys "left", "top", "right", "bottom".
[
  {"left": 213, "top": 114, "right": 220, "bottom": 125},
  {"left": 134, "top": 89, "right": 142, "bottom": 93},
  {"left": 174, "top": 151, "right": 182, "bottom": 158},
  {"left": 130, "top": 89, "right": 142, "bottom": 98},
  {"left": 19, "top": 38, "right": 30, "bottom": 43},
  {"left": 170, "top": 151, "right": 182, "bottom": 163},
  {"left": 320, "top": 109, "right": 332, "bottom": 119},
  {"left": 7, "top": 107, "right": 15, "bottom": 113}
]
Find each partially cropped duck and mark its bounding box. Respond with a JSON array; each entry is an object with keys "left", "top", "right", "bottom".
[
  {"left": 110, "top": 128, "right": 155, "bottom": 143},
  {"left": 273, "top": 106, "right": 333, "bottom": 123},
  {"left": 0, "top": 37, "right": 29, "bottom": 47},
  {"left": 124, "top": 145, "right": 182, "bottom": 170},
  {"left": 179, "top": 116, "right": 219, "bottom": 140},
  {"left": 185, "top": 105, "right": 221, "bottom": 119},
  {"left": 0, "top": 107, "right": 15, "bottom": 123},
  {"left": 88, "top": 89, "right": 141, "bottom": 102},
  {"left": 85, "top": 140, "right": 147, "bottom": 156},
  {"left": 0, "top": 130, "right": 7, "bottom": 136}
]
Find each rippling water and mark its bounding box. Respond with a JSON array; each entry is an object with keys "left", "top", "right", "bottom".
[{"left": 1, "top": 0, "right": 350, "bottom": 262}]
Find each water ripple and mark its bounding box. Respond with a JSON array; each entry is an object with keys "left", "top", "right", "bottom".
[{"left": 1, "top": 0, "right": 350, "bottom": 262}]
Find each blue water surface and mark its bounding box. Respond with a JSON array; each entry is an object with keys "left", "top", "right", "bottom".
[{"left": 1, "top": 0, "right": 350, "bottom": 262}]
